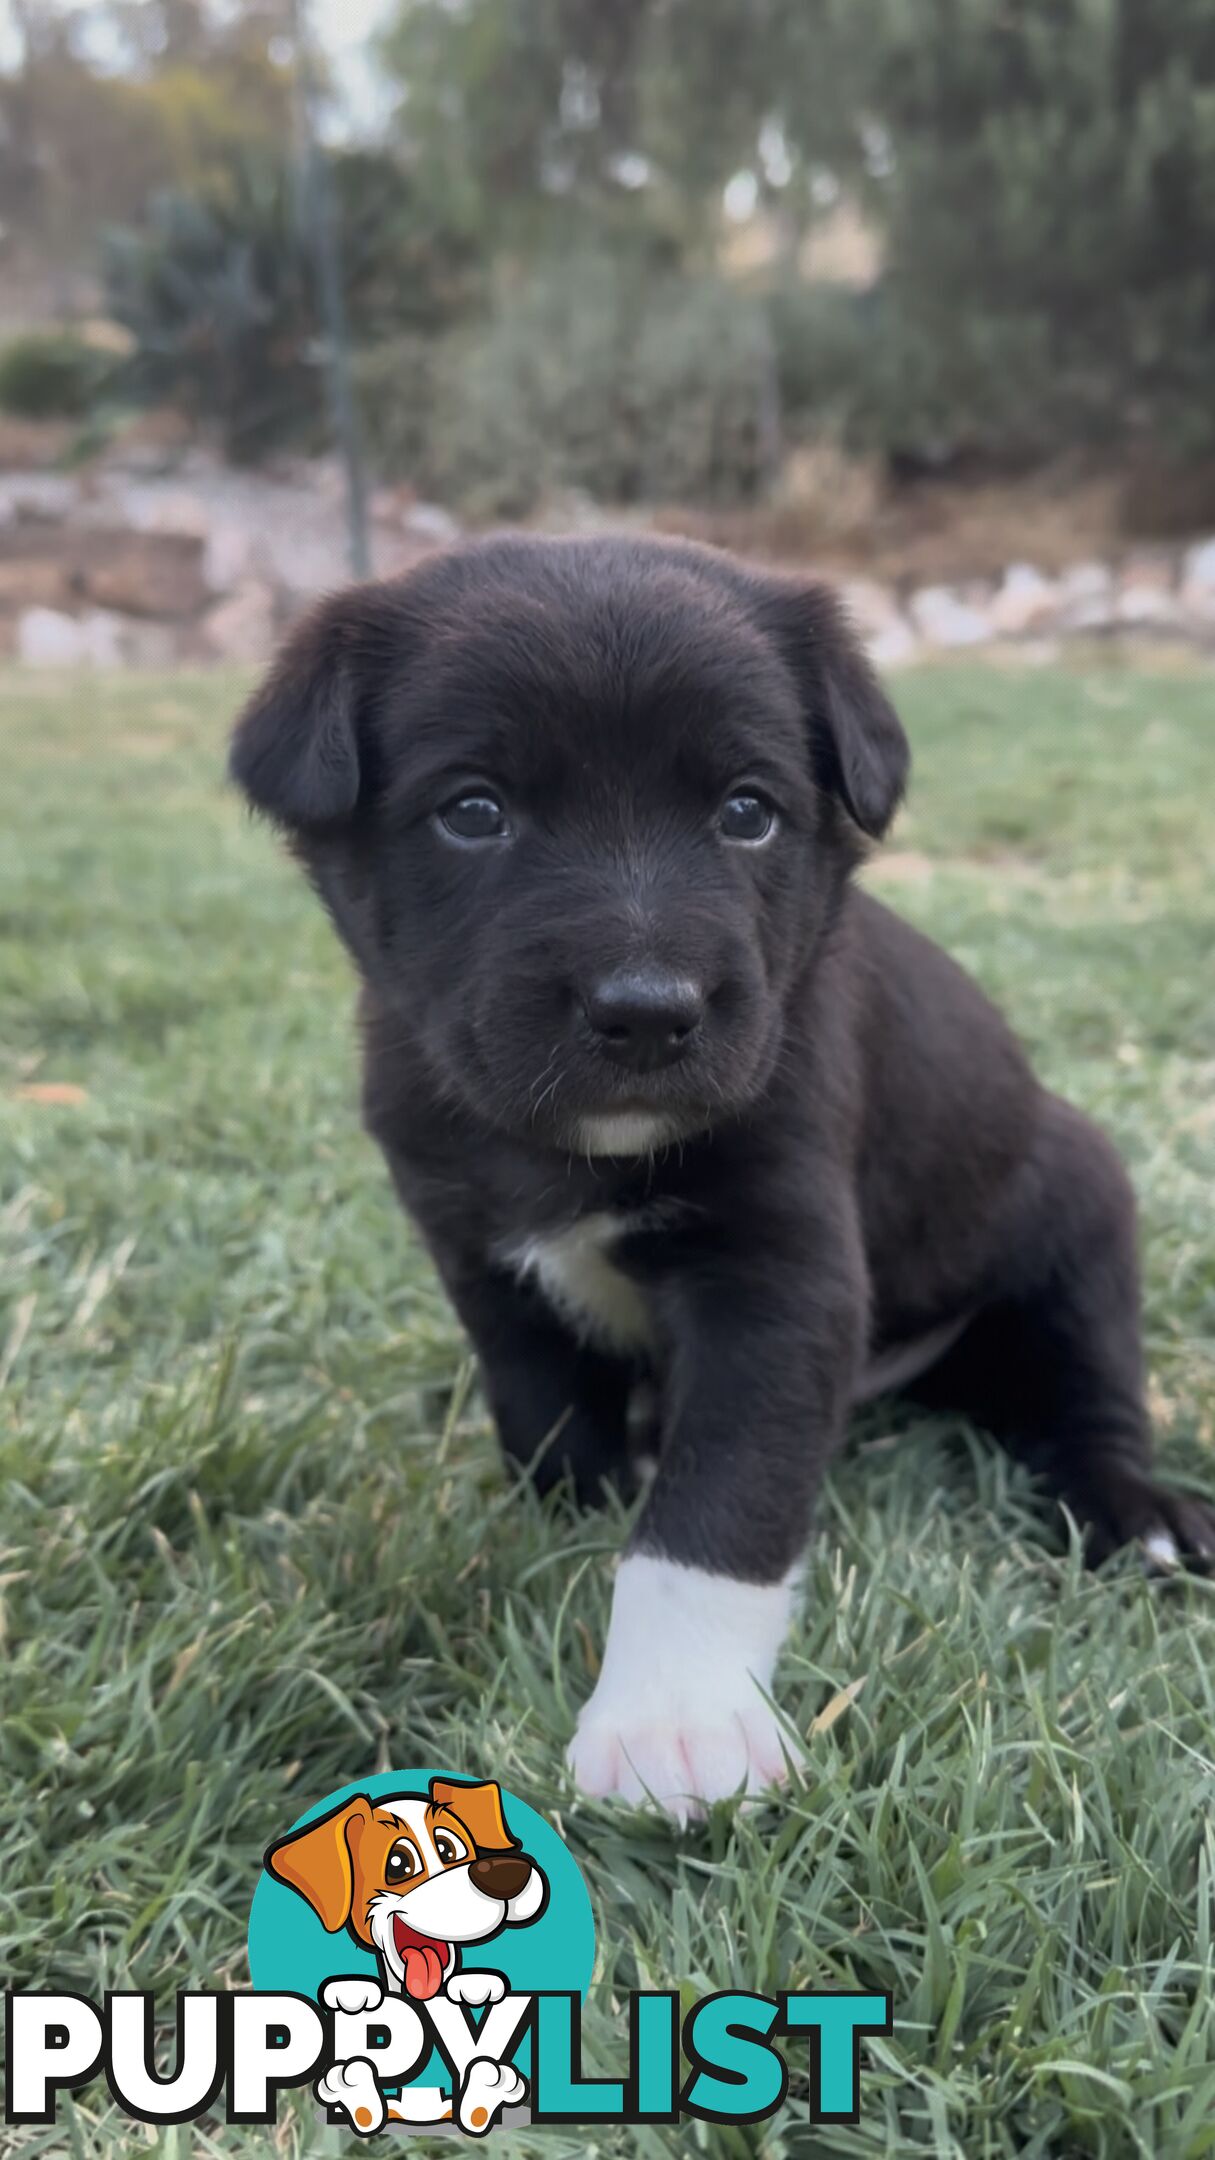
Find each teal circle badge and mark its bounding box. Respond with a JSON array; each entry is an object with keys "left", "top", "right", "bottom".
[{"left": 248, "top": 1768, "right": 594, "bottom": 2108}]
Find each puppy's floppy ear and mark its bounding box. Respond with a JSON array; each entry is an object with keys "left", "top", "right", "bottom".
[
  {"left": 758, "top": 577, "right": 909, "bottom": 839},
  {"left": 429, "top": 1777, "right": 518, "bottom": 1855},
  {"left": 229, "top": 585, "right": 389, "bottom": 832},
  {"left": 264, "top": 1794, "right": 374, "bottom": 1931}
]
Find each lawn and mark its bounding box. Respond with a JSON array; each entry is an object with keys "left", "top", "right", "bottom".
[{"left": 2, "top": 658, "right": 1214, "bottom": 2159}]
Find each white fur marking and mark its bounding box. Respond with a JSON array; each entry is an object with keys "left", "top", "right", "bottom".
[
  {"left": 576, "top": 1112, "right": 676, "bottom": 1157},
  {"left": 1143, "top": 1528, "right": 1180, "bottom": 1570},
  {"left": 567, "top": 1554, "right": 797, "bottom": 1820},
  {"left": 502, "top": 1213, "right": 653, "bottom": 1352}
]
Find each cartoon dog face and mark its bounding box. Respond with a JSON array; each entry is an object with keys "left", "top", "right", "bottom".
[{"left": 265, "top": 1778, "right": 547, "bottom": 2000}]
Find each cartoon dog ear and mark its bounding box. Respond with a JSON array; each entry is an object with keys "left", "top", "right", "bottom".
[
  {"left": 264, "top": 1795, "right": 375, "bottom": 1931},
  {"left": 229, "top": 584, "right": 398, "bottom": 833},
  {"left": 756, "top": 577, "right": 910, "bottom": 840},
  {"left": 429, "top": 1778, "right": 518, "bottom": 1855}
]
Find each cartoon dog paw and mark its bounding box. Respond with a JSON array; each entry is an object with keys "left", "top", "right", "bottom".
[
  {"left": 316, "top": 2056, "right": 385, "bottom": 2135},
  {"left": 321, "top": 1975, "right": 384, "bottom": 2016},
  {"left": 457, "top": 2056, "right": 527, "bottom": 2135},
  {"left": 445, "top": 1969, "right": 507, "bottom": 2008}
]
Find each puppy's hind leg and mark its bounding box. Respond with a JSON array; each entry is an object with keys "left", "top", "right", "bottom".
[{"left": 923, "top": 1095, "right": 1215, "bottom": 1566}]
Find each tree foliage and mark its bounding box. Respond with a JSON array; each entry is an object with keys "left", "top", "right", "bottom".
[
  {"left": 0, "top": 2, "right": 293, "bottom": 261},
  {"left": 12, "top": 0, "right": 1215, "bottom": 483},
  {"left": 381, "top": 0, "right": 1215, "bottom": 467},
  {"left": 838, "top": 0, "right": 1215, "bottom": 460}
]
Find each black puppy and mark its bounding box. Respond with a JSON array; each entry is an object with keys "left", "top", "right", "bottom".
[{"left": 231, "top": 533, "right": 1215, "bottom": 1817}]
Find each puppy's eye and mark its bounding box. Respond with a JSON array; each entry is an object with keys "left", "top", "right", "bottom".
[
  {"left": 719, "top": 793, "right": 776, "bottom": 844},
  {"left": 385, "top": 1838, "right": 420, "bottom": 1882},
  {"left": 438, "top": 792, "right": 508, "bottom": 841},
  {"left": 433, "top": 1829, "right": 468, "bottom": 1866}
]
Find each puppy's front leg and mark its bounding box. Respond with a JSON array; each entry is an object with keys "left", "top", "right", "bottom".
[
  {"left": 440, "top": 1260, "right": 638, "bottom": 1506},
  {"left": 568, "top": 1192, "right": 865, "bottom": 1818}
]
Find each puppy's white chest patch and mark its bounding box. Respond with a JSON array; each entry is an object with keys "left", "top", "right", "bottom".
[{"left": 500, "top": 1213, "right": 653, "bottom": 1353}]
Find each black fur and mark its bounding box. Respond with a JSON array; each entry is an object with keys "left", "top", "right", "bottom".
[{"left": 231, "top": 533, "right": 1215, "bottom": 1583}]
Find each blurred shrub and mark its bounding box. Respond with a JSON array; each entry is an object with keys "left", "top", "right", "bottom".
[
  {"left": 104, "top": 164, "right": 321, "bottom": 463},
  {"left": 332, "top": 151, "right": 487, "bottom": 341},
  {"left": 354, "top": 334, "right": 446, "bottom": 487},
  {"left": 633, "top": 278, "right": 777, "bottom": 504},
  {"left": 361, "top": 258, "right": 778, "bottom": 515},
  {"left": 827, "top": 0, "right": 1215, "bottom": 468},
  {"left": 104, "top": 149, "right": 489, "bottom": 465},
  {"left": 0, "top": 330, "right": 113, "bottom": 420}
]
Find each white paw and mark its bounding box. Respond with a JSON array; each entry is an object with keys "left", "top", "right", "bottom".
[
  {"left": 567, "top": 1554, "right": 797, "bottom": 1821},
  {"left": 458, "top": 2055, "right": 526, "bottom": 2134},
  {"left": 1143, "top": 1527, "right": 1181, "bottom": 1572},
  {"left": 316, "top": 2056, "right": 384, "bottom": 2135},
  {"left": 321, "top": 1975, "right": 384, "bottom": 2016},
  {"left": 446, "top": 1969, "right": 507, "bottom": 2008},
  {"left": 569, "top": 1693, "right": 789, "bottom": 1821}
]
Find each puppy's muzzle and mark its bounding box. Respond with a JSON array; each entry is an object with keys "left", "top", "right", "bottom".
[
  {"left": 581, "top": 969, "right": 704, "bottom": 1073},
  {"left": 468, "top": 1852, "right": 533, "bottom": 1899}
]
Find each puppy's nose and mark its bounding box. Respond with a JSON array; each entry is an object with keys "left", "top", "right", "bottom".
[
  {"left": 469, "top": 1853, "right": 532, "bottom": 1901},
  {"left": 582, "top": 970, "right": 703, "bottom": 1070}
]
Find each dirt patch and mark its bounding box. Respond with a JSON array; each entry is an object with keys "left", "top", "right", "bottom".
[{"left": 656, "top": 460, "right": 1144, "bottom": 585}]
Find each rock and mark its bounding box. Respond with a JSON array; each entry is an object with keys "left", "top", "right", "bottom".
[
  {"left": 866, "top": 618, "right": 921, "bottom": 668},
  {"left": 907, "top": 584, "right": 992, "bottom": 648},
  {"left": 0, "top": 557, "right": 72, "bottom": 609},
  {"left": 842, "top": 578, "right": 920, "bottom": 668},
  {"left": 0, "top": 417, "right": 76, "bottom": 472},
  {"left": 1183, "top": 534, "right": 1215, "bottom": 588},
  {"left": 201, "top": 580, "right": 278, "bottom": 663},
  {"left": 82, "top": 529, "right": 209, "bottom": 619},
  {"left": 0, "top": 473, "right": 81, "bottom": 524},
  {"left": 18, "top": 606, "right": 125, "bottom": 666},
  {"left": 1181, "top": 535, "right": 1215, "bottom": 621},
  {"left": 1056, "top": 559, "right": 1117, "bottom": 633},
  {"left": 201, "top": 519, "right": 260, "bottom": 594},
  {"left": 1059, "top": 560, "right": 1113, "bottom": 602},
  {"left": 988, "top": 562, "right": 1060, "bottom": 636},
  {"left": 401, "top": 501, "right": 461, "bottom": 546},
  {"left": 1121, "top": 548, "right": 1174, "bottom": 587},
  {"left": 16, "top": 605, "right": 178, "bottom": 667},
  {"left": 1115, "top": 569, "right": 1186, "bottom": 630}
]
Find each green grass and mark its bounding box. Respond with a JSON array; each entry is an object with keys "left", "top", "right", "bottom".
[{"left": 2, "top": 660, "right": 1214, "bottom": 2159}]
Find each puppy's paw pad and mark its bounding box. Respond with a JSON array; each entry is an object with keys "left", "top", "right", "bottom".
[
  {"left": 446, "top": 1969, "right": 507, "bottom": 2007},
  {"left": 458, "top": 2055, "right": 526, "bottom": 2134},
  {"left": 316, "top": 2057, "right": 384, "bottom": 2135},
  {"left": 321, "top": 1976, "right": 384, "bottom": 2016}
]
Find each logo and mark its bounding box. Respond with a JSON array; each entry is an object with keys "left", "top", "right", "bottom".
[
  {"left": 248, "top": 1768, "right": 593, "bottom": 2134},
  {"left": 4, "top": 1768, "right": 890, "bottom": 2135}
]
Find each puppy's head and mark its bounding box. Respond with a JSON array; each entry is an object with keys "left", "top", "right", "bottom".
[
  {"left": 265, "top": 1778, "right": 547, "bottom": 1999},
  {"left": 231, "top": 534, "right": 908, "bottom": 1154}
]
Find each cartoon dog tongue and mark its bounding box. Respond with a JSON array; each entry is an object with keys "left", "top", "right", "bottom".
[{"left": 392, "top": 1916, "right": 449, "bottom": 2000}]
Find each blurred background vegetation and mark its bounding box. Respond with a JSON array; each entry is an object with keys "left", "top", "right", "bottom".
[{"left": 3, "top": 0, "right": 1215, "bottom": 522}]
